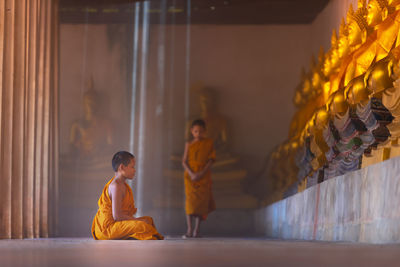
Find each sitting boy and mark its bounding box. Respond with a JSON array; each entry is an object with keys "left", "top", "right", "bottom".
[{"left": 91, "top": 151, "right": 163, "bottom": 240}]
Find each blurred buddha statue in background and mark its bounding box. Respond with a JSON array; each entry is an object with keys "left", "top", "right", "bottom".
[
  {"left": 69, "top": 77, "right": 113, "bottom": 156},
  {"left": 184, "top": 87, "right": 238, "bottom": 167},
  {"left": 198, "top": 87, "right": 228, "bottom": 154}
]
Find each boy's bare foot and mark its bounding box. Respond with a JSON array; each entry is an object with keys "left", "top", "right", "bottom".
[
  {"left": 182, "top": 233, "right": 192, "bottom": 239},
  {"left": 192, "top": 232, "right": 202, "bottom": 238}
]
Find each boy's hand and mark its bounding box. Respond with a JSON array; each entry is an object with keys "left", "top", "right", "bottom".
[
  {"left": 134, "top": 217, "right": 151, "bottom": 224},
  {"left": 191, "top": 172, "right": 202, "bottom": 181}
]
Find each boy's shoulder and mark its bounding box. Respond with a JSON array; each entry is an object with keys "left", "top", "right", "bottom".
[{"left": 109, "top": 178, "right": 126, "bottom": 188}]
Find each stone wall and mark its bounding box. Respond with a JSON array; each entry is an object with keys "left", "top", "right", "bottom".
[{"left": 256, "top": 156, "right": 400, "bottom": 244}]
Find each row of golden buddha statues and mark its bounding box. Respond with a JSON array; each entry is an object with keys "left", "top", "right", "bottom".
[{"left": 265, "top": 0, "right": 400, "bottom": 204}]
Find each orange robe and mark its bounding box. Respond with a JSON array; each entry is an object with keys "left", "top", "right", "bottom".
[
  {"left": 91, "top": 177, "right": 163, "bottom": 240},
  {"left": 184, "top": 138, "right": 216, "bottom": 220}
]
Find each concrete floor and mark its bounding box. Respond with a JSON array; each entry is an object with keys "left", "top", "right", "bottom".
[{"left": 1, "top": 237, "right": 400, "bottom": 267}]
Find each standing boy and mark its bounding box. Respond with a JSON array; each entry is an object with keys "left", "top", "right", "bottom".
[{"left": 182, "top": 119, "right": 216, "bottom": 238}]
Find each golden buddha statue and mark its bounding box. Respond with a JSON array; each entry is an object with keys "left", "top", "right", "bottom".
[
  {"left": 199, "top": 88, "right": 228, "bottom": 149},
  {"left": 350, "top": 54, "right": 395, "bottom": 166},
  {"left": 343, "top": 0, "right": 376, "bottom": 87},
  {"left": 368, "top": 0, "right": 398, "bottom": 61},
  {"left": 184, "top": 87, "right": 233, "bottom": 164},
  {"left": 367, "top": 52, "right": 397, "bottom": 134},
  {"left": 344, "top": 74, "right": 377, "bottom": 150},
  {"left": 69, "top": 78, "right": 113, "bottom": 156}
]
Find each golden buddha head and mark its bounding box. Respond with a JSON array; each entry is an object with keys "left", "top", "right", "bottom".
[
  {"left": 338, "top": 18, "right": 350, "bottom": 59},
  {"left": 367, "top": 0, "right": 388, "bottom": 27},
  {"left": 365, "top": 55, "right": 395, "bottom": 93},
  {"left": 199, "top": 87, "right": 217, "bottom": 114},
  {"left": 348, "top": 2, "right": 369, "bottom": 47},
  {"left": 83, "top": 89, "right": 99, "bottom": 121}
]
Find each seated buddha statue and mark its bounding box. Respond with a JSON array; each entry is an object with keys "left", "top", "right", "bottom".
[
  {"left": 329, "top": 88, "right": 366, "bottom": 160},
  {"left": 344, "top": 74, "right": 377, "bottom": 156},
  {"left": 320, "top": 89, "right": 366, "bottom": 178},
  {"left": 366, "top": 52, "right": 397, "bottom": 141},
  {"left": 367, "top": 0, "right": 398, "bottom": 61},
  {"left": 344, "top": 0, "right": 400, "bottom": 86},
  {"left": 69, "top": 79, "right": 113, "bottom": 157},
  {"left": 183, "top": 87, "right": 237, "bottom": 167},
  {"left": 343, "top": 0, "right": 376, "bottom": 87},
  {"left": 349, "top": 54, "right": 395, "bottom": 164}
]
